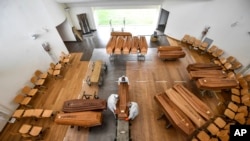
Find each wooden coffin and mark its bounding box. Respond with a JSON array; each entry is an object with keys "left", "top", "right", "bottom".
[
  {"left": 154, "top": 93, "right": 196, "bottom": 136},
  {"left": 111, "top": 31, "right": 132, "bottom": 37},
  {"left": 123, "top": 36, "right": 132, "bottom": 54},
  {"left": 165, "top": 88, "right": 206, "bottom": 127},
  {"left": 55, "top": 111, "right": 102, "bottom": 127},
  {"left": 116, "top": 82, "right": 129, "bottom": 119},
  {"left": 106, "top": 36, "right": 117, "bottom": 54},
  {"left": 139, "top": 36, "right": 148, "bottom": 55},
  {"left": 157, "top": 46, "right": 182, "bottom": 52},
  {"left": 131, "top": 36, "right": 139, "bottom": 54},
  {"left": 173, "top": 84, "right": 214, "bottom": 120},
  {"left": 158, "top": 50, "right": 186, "bottom": 60},
  {"left": 187, "top": 63, "right": 222, "bottom": 72},
  {"left": 114, "top": 36, "right": 125, "bottom": 55},
  {"left": 62, "top": 99, "right": 107, "bottom": 113},
  {"left": 189, "top": 70, "right": 227, "bottom": 80},
  {"left": 196, "top": 78, "right": 238, "bottom": 90}
]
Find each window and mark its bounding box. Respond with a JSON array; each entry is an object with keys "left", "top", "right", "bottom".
[{"left": 94, "top": 8, "right": 159, "bottom": 27}]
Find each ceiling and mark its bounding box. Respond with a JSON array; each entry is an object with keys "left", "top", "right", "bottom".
[{"left": 56, "top": 0, "right": 164, "bottom": 7}]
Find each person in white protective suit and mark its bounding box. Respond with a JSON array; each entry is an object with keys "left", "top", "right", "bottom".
[
  {"left": 118, "top": 75, "right": 129, "bottom": 85},
  {"left": 107, "top": 94, "right": 119, "bottom": 118},
  {"left": 125, "top": 102, "right": 139, "bottom": 121}
]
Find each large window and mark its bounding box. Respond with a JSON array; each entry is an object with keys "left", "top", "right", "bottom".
[{"left": 94, "top": 8, "right": 159, "bottom": 27}]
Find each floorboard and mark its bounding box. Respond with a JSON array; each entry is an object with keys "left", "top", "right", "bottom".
[{"left": 0, "top": 31, "right": 229, "bottom": 141}]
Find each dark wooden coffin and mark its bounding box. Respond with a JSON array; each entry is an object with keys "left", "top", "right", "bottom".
[
  {"left": 62, "top": 99, "right": 107, "bottom": 113},
  {"left": 187, "top": 63, "right": 222, "bottom": 72},
  {"left": 189, "top": 70, "right": 227, "bottom": 80}
]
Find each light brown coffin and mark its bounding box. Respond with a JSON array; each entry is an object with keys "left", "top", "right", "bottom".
[
  {"left": 157, "top": 50, "right": 186, "bottom": 60},
  {"left": 139, "top": 36, "right": 148, "bottom": 55},
  {"left": 62, "top": 99, "right": 107, "bottom": 113},
  {"left": 130, "top": 36, "right": 139, "bottom": 54},
  {"left": 111, "top": 31, "right": 132, "bottom": 37},
  {"left": 189, "top": 70, "right": 227, "bottom": 80},
  {"left": 187, "top": 63, "right": 222, "bottom": 72},
  {"left": 173, "top": 84, "right": 214, "bottom": 120},
  {"left": 106, "top": 36, "right": 117, "bottom": 54},
  {"left": 196, "top": 78, "right": 238, "bottom": 90},
  {"left": 154, "top": 93, "right": 196, "bottom": 136},
  {"left": 114, "top": 36, "right": 125, "bottom": 54},
  {"left": 157, "top": 46, "right": 182, "bottom": 51},
  {"left": 165, "top": 88, "right": 206, "bottom": 127},
  {"left": 123, "top": 36, "right": 132, "bottom": 54},
  {"left": 116, "top": 82, "right": 129, "bottom": 119},
  {"left": 54, "top": 111, "right": 102, "bottom": 127}
]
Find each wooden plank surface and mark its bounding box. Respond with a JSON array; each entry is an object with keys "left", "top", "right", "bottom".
[
  {"left": 196, "top": 78, "right": 238, "bottom": 90},
  {"left": 116, "top": 82, "right": 129, "bottom": 119},
  {"left": 55, "top": 111, "right": 102, "bottom": 127},
  {"left": 0, "top": 38, "right": 228, "bottom": 141},
  {"left": 154, "top": 93, "right": 196, "bottom": 136},
  {"left": 90, "top": 60, "right": 102, "bottom": 83},
  {"left": 189, "top": 70, "right": 227, "bottom": 80},
  {"left": 173, "top": 84, "right": 214, "bottom": 120}
]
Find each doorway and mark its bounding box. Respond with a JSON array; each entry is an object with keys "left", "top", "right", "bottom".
[
  {"left": 77, "top": 13, "right": 91, "bottom": 34},
  {"left": 156, "top": 8, "right": 169, "bottom": 33}
]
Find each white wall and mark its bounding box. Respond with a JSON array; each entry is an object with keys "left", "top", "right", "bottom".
[
  {"left": 42, "top": 0, "right": 67, "bottom": 27},
  {"left": 162, "top": 0, "right": 250, "bottom": 68},
  {"left": 0, "top": 0, "right": 68, "bottom": 132},
  {"left": 57, "top": 19, "right": 76, "bottom": 41}
]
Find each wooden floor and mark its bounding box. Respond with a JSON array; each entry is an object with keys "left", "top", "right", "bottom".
[{"left": 0, "top": 37, "right": 229, "bottom": 141}]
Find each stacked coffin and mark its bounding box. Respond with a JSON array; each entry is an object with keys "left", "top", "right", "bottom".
[
  {"left": 55, "top": 98, "right": 107, "bottom": 128},
  {"left": 187, "top": 63, "right": 222, "bottom": 72},
  {"left": 106, "top": 32, "right": 148, "bottom": 55},
  {"left": 114, "top": 36, "right": 125, "bottom": 54},
  {"left": 138, "top": 36, "right": 148, "bottom": 55},
  {"left": 187, "top": 63, "right": 238, "bottom": 90},
  {"left": 154, "top": 83, "right": 214, "bottom": 136},
  {"left": 106, "top": 36, "right": 117, "bottom": 54},
  {"left": 130, "top": 36, "right": 139, "bottom": 54},
  {"left": 123, "top": 36, "right": 132, "bottom": 54},
  {"left": 157, "top": 46, "right": 186, "bottom": 60}
]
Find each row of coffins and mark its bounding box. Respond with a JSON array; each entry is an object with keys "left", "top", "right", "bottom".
[{"left": 106, "top": 32, "right": 148, "bottom": 55}]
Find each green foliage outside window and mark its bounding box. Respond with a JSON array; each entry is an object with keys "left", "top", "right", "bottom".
[{"left": 95, "top": 9, "right": 157, "bottom": 26}]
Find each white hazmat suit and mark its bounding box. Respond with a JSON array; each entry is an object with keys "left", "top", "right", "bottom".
[
  {"left": 107, "top": 94, "right": 119, "bottom": 118},
  {"left": 126, "top": 102, "right": 139, "bottom": 120}
]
